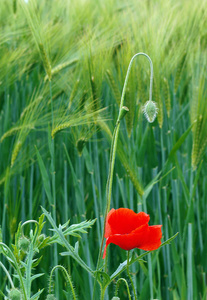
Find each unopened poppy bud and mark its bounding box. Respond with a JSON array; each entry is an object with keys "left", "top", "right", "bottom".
[
  {"left": 143, "top": 100, "right": 158, "bottom": 123},
  {"left": 8, "top": 288, "right": 22, "bottom": 300},
  {"left": 119, "top": 106, "right": 129, "bottom": 121},
  {"left": 112, "top": 297, "right": 120, "bottom": 300},
  {"left": 38, "top": 234, "right": 46, "bottom": 243},
  {"left": 18, "top": 236, "right": 30, "bottom": 253},
  {"left": 46, "top": 295, "right": 56, "bottom": 300}
]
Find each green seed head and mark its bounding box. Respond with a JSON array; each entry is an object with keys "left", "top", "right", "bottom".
[
  {"left": 18, "top": 236, "right": 30, "bottom": 253},
  {"left": 46, "top": 295, "right": 57, "bottom": 300},
  {"left": 8, "top": 288, "right": 22, "bottom": 300},
  {"left": 143, "top": 100, "right": 158, "bottom": 123}
]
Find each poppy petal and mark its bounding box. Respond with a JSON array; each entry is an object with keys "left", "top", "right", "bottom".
[
  {"left": 103, "top": 224, "right": 162, "bottom": 257},
  {"left": 104, "top": 208, "right": 115, "bottom": 238},
  {"left": 106, "top": 208, "right": 150, "bottom": 236},
  {"left": 137, "top": 225, "right": 162, "bottom": 251}
]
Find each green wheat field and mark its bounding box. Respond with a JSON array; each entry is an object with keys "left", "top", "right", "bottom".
[{"left": 0, "top": 0, "right": 207, "bottom": 299}]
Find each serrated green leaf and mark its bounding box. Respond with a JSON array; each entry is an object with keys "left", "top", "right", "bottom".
[
  {"left": 69, "top": 232, "right": 82, "bottom": 238},
  {"left": 38, "top": 236, "right": 51, "bottom": 250},
  {"left": 64, "top": 219, "right": 96, "bottom": 236},
  {"left": 32, "top": 256, "right": 43, "bottom": 268},
  {"left": 42, "top": 206, "right": 95, "bottom": 276},
  {"left": 30, "top": 289, "right": 44, "bottom": 300},
  {"left": 30, "top": 273, "right": 44, "bottom": 282},
  {"left": 110, "top": 260, "right": 128, "bottom": 281}
]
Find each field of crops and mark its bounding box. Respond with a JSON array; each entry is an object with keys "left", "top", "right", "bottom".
[{"left": 0, "top": 0, "right": 207, "bottom": 299}]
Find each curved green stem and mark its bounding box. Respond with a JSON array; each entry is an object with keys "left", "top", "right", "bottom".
[
  {"left": 21, "top": 220, "right": 39, "bottom": 242},
  {"left": 106, "top": 53, "right": 153, "bottom": 213},
  {"left": 22, "top": 220, "right": 39, "bottom": 227},
  {"left": 0, "top": 261, "right": 14, "bottom": 289},
  {"left": 48, "top": 265, "right": 76, "bottom": 300},
  {"left": 119, "top": 53, "right": 153, "bottom": 112},
  {"left": 93, "top": 53, "right": 154, "bottom": 299},
  {"left": 104, "top": 52, "right": 153, "bottom": 259},
  {"left": 106, "top": 52, "right": 153, "bottom": 222},
  {"left": 115, "top": 278, "right": 131, "bottom": 300}
]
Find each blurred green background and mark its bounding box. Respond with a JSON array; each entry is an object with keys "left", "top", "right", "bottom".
[{"left": 0, "top": 0, "right": 207, "bottom": 298}]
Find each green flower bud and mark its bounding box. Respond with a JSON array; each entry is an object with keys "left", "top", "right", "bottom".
[
  {"left": 8, "top": 288, "right": 22, "bottom": 300},
  {"left": 38, "top": 234, "right": 46, "bottom": 243},
  {"left": 143, "top": 100, "right": 158, "bottom": 123},
  {"left": 111, "top": 297, "right": 120, "bottom": 300},
  {"left": 18, "top": 236, "right": 30, "bottom": 253}
]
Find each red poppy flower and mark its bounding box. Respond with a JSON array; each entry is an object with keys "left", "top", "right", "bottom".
[{"left": 103, "top": 208, "right": 162, "bottom": 258}]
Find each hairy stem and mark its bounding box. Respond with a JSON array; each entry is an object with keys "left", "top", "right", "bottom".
[
  {"left": 127, "top": 251, "right": 137, "bottom": 300},
  {"left": 49, "top": 265, "right": 76, "bottom": 300}
]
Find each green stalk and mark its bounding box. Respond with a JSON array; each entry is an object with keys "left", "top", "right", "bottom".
[
  {"left": 127, "top": 251, "right": 137, "bottom": 300},
  {"left": 0, "top": 261, "right": 14, "bottom": 289},
  {"left": 104, "top": 52, "right": 153, "bottom": 261},
  {"left": 100, "top": 286, "right": 106, "bottom": 300},
  {"left": 105, "top": 52, "right": 153, "bottom": 215},
  {"left": 143, "top": 193, "right": 153, "bottom": 299},
  {"left": 29, "top": 164, "right": 34, "bottom": 220},
  {"left": 49, "top": 80, "right": 59, "bottom": 297},
  {"left": 93, "top": 53, "right": 154, "bottom": 299},
  {"left": 187, "top": 223, "right": 193, "bottom": 300}
]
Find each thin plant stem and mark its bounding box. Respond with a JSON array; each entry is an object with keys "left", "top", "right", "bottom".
[
  {"left": 106, "top": 53, "right": 153, "bottom": 215},
  {"left": 0, "top": 261, "right": 14, "bottom": 289},
  {"left": 49, "top": 80, "right": 59, "bottom": 297},
  {"left": 100, "top": 286, "right": 107, "bottom": 300},
  {"left": 105, "top": 52, "right": 153, "bottom": 239},
  {"left": 127, "top": 251, "right": 137, "bottom": 300},
  {"left": 93, "top": 52, "right": 154, "bottom": 299}
]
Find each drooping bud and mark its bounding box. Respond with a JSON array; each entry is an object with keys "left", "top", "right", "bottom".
[
  {"left": 142, "top": 100, "right": 158, "bottom": 123},
  {"left": 18, "top": 236, "right": 30, "bottom": 253},
  {"left": 38, "top": 234, "right": 46, "bottom": 243},
  {"left": 8, "top": 288, "right": 22, "bottom": 300}
]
